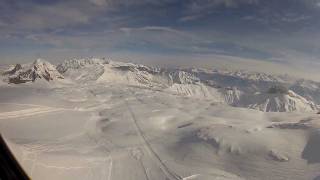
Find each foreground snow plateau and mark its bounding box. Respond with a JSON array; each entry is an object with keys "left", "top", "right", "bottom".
[{"left": 0, "top": 58, "right": 320, "bottom": 180}]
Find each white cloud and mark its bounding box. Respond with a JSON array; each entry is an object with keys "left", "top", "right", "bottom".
[
  {"left": 21, "top": 25, "right": 207, "bottom": 54},
  {"left": 2, "top": 0, "right": 107, "bottom": 31},
  {"left": 17, "top": 6, "right": 90, "bottom": 29},
  {"left": 0, "top": 20, "right": 7, "bottom": 27},
  {"left": 89, "top": 0, "right": 108, "bottom": 6},
  {"left": 119, "top": 26, "right": 190, "bottom": 37},
  {"left": 179, "top": 14, "right": 204, "bottom": 22},
  {"left": 188, "top": 0, "right": 259, "bottom": 12}
]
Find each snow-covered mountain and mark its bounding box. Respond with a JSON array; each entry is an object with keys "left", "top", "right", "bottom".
[
  {"left": 3, "top": 59, "right": 64, "bottom": 84},
  {"left": 56, "top": 57, "right": 108, "bottom": 73},
  {"left": 236, "top": 88, "right": 317, "bottom": 112},
  {"left": 2, "top": 57, "right": 320, "bottom": 112},
  {"left": 96, "top": 61, "right": 163, "bottom": 87},
  {"left": 55, "top": 58, "right": 107, "bottom": 82},
  {"left": 289, "top": 79, "right": 320, "bottom": 105}
]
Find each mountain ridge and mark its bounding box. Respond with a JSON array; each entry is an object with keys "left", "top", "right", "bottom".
[
  {"left": 3, "top": 59, "right": 64, "bottom": 84},
  {"left": 1, "top": 57, "right": 319, "bottom": 112}
]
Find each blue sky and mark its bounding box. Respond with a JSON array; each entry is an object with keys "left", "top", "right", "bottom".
[{"left": 1, "top": 0, "right": 320, "bottom": 77}]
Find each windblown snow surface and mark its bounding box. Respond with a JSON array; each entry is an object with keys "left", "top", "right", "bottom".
[{"left": 1, "top": 58, "right": 320, "bottom": 180}]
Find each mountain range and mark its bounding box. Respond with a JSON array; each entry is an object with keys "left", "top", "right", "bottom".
[{"left": 2, "top": 58, "right": 319, "bottom": 112}]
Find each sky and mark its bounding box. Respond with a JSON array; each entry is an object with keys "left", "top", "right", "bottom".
[{"left": 1, "top": 0, "right": 320, "bottom": 79}]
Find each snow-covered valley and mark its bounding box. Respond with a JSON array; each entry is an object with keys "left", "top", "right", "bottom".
[{"left": 0, "top": 58, "right": 320, "bottom": 180}]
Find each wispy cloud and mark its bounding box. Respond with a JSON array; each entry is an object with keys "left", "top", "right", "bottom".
[
  {"left": 3, "top": 1, "right": 102, "bottom": 31},
  {"left": 185, "top": 0, "right": 259, "bottom": 14}
]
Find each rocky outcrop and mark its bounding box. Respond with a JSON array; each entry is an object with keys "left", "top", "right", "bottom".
[{"left": 6, "top": 59, "right": 64, "bottom": 84}]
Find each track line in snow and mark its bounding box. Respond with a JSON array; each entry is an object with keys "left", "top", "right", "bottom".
[
  {"left": 108, "top": 157, "right": 113, "bottom": 180},
  {"left": 126, "top": 88, "right": 204, "bottom": 180},
  {"left": 0, "top": 106, "right": 65, "bottom": 119},
  {"left": 125, "top": 99, "right": 182, "bottom": 180},
  {"left": 0, "top": 103, "right": 48, "bottom": 107},
  {"left": 182, "top": 174, "right": 200, "bottom": 180}
]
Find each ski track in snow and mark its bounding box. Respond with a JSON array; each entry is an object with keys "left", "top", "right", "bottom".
[
  {"left": 0, "top": 103, "right": 80, "bottom": 119},
  {"left": 125, "top": 98, "right": 183, "bottom": 180},
  {"left": 182, "top": 174, "right": 200, "bottom": 180},
  {"left": 0, "top": 107, "right": 62, "bottom": 119}
]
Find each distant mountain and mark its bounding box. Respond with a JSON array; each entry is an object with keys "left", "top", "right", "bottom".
[
  {"left": 236, "top": 86, "right": 317, "bottom": 112},
  {"left": 289, "top": 79, "right": 320, "bottom": 105},
  {"left": 2, "top": 57, "right": 320, "bottom": 112},
  {"left": 56, "top": 58, "right": 108, "bottom": 73},
  {"left": 56, "top": 58, "right": 107, "bottom": 82},
  {"left": 3, "top": 59, "right": 64, "bottom": 84}
]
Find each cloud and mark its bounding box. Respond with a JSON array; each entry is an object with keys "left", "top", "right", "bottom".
[
  {"left": 1, "top": 0, "right": 317, "bottom": 33},
  {"left": 16, "top": 5, "right": 90, "bottom": 29},
  {"left": 117, "top": 26, "right": 208, "bottom": 52},
  {"left": 89, "top": 0, "right": 108, "bottom": 6},
  {"left": 19, "top": 25, "right": 212, "bottom": 55},
  {"left": 177, "top": 0, "right": 262, "bottom": 24},
  {"left": 0, "top": 0, "right": 179, "bottom": 33},
  {"left": 0, "top": 20, "right": 7, "bottom": 27},
  {"left": 179, "top": 14, "right": 204, "bottom": 22},
  {"left": 187, "top": 0, "right": 259, "bottom": 12},
  {"left": 0, "top": 0, "right": 107, "bottom": 31},
  {"left": 120, "top": 26, "right": 188, "bottom": 35}
]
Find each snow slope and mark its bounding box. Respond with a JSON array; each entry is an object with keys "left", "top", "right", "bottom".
[{"left": 0, "top": 82, "right": 319, "bottom": 180}]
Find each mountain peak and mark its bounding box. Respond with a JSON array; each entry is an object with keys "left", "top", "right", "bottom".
[{"left": 5, "top": 59, "right": 64, "bottom": 84}]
